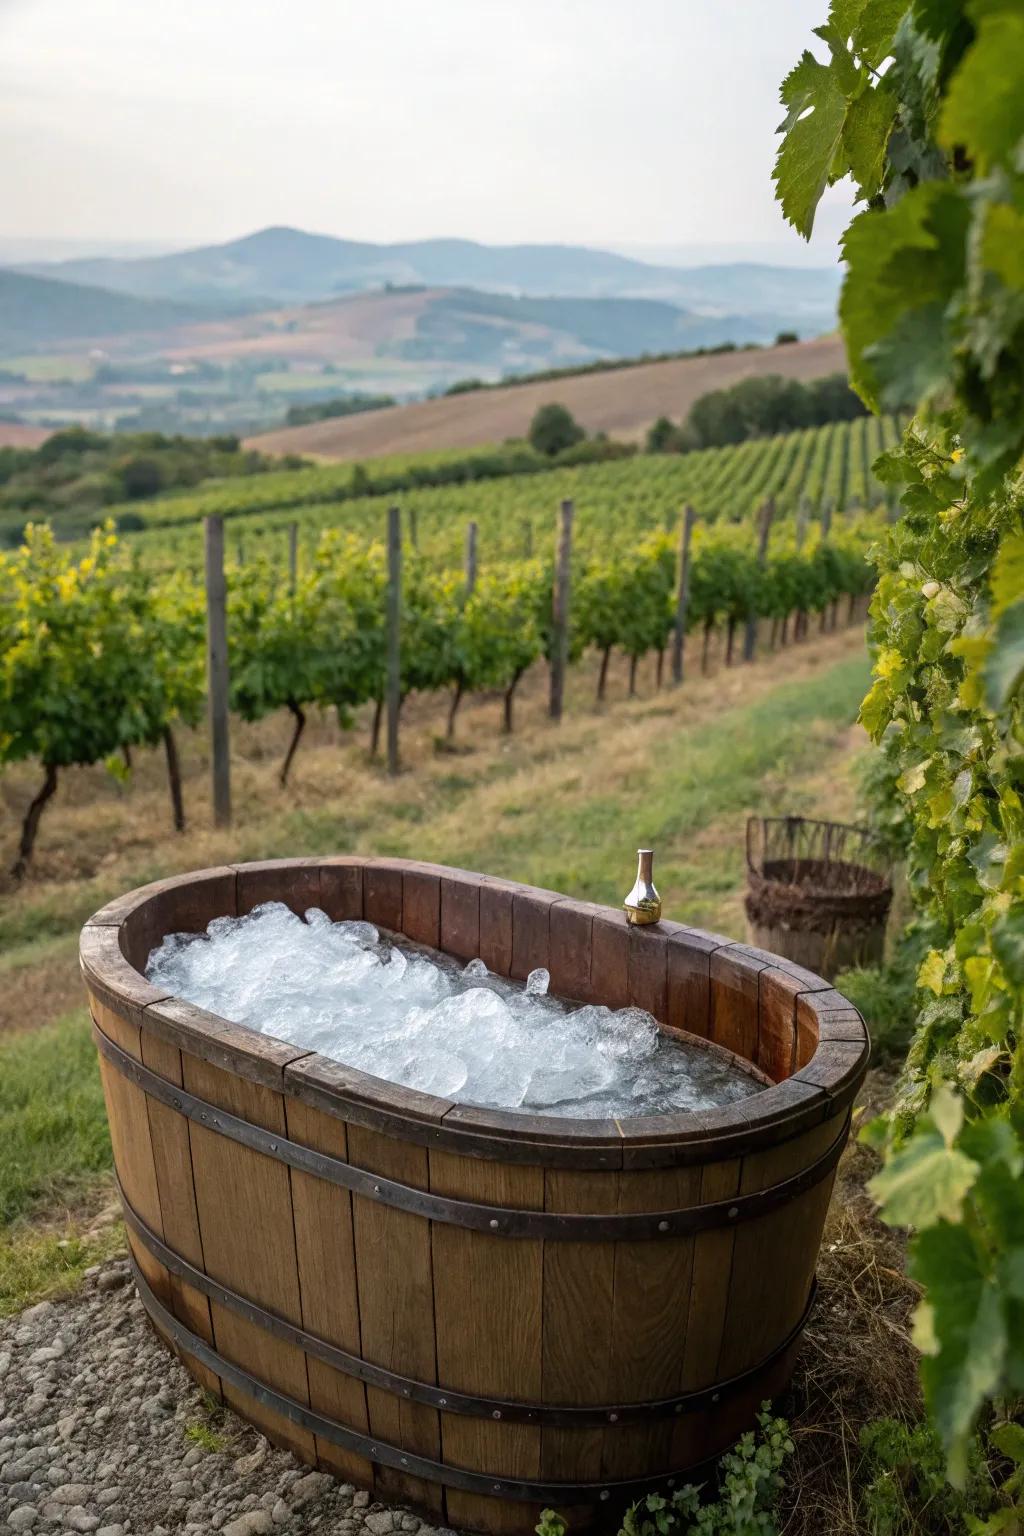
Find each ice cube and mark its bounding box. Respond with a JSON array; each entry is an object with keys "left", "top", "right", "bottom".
[{"left": 145, "top": 899, "right": 763, "bottom": 1119}]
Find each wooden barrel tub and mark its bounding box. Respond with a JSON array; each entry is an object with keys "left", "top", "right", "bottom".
[{"left": 80, "top": 857, "right": 869, "bottom": 1534}]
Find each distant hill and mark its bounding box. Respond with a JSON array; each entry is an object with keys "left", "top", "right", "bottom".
[
  {"left": 0, "top": 270, "right": 210, "bottom": 353},
  {"left": 160, "top": 286, "right": 803, "bottom": 380},
  {"left": 248, "top": 332, "right": 846, "bottom": 460},
  {"left": 23, "top": 226, "right": 841, "bottom": 327},
  {"left": 383, "top": 288, "right": 799, "bottom": 363}
]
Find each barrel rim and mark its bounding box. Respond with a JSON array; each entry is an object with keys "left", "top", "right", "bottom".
[{"left": 81, "top": 856, "right": 869, "bottom": 1165}]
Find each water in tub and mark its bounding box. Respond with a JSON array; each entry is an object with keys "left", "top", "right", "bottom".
[{"left": 146, "top": 904, "right": 764, "bottom": 1118}]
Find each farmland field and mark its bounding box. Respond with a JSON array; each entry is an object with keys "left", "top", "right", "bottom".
[
  {"left": 247, "top": 332, "right": 846, "bottom": 459},
  {"left": 0, "top": 421, "right": 51, "bottom": 449}
]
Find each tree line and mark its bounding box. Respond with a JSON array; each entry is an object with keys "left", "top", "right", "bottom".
[{"left": 646, "top": 372, "right": 868, "bottom": 454}]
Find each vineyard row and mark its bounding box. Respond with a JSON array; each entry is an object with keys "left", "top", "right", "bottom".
[
  {"left": 1, "top": 497, "right": 881, "bottom": 873},
  {"left": 106, "top": 414, "right": 901, "bottom": 572}
]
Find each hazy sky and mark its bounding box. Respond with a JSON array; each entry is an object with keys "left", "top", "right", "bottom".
[{"left": 1, "top": 0, "right": 850, "bottom": 262}]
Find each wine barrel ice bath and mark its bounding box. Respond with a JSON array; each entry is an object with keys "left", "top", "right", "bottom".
[{"left": 80, "top": 858, "right": 869, "bottom": 1535}]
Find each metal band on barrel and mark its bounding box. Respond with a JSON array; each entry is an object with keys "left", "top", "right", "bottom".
[
  {"left": 132, "top": 1258, "right": 804, "bottom": 1504},
  {"left": 94, "top": 1023, "right": 846, "bottom": 1240},
  {"left": 118, "top": 1174, "right": 816, "bottom": 1427}
]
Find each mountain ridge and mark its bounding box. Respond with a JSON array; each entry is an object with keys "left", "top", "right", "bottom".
[{"left": 18, "top": 224, "right": 842, "bottom": 321}]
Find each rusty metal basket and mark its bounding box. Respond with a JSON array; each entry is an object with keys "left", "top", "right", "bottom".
[{"left": 745, "top": 816, "right": 892, "bottom": 980}]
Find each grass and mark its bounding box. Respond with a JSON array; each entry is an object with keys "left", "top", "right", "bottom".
[
  {"left": 780, "top": 1071, "right": 920, "bottom": 1536},
  {"left": 2, "top": 353, "right": 95, "bottom": 383},
  {"left": 0, "top": 1010, "right": 116, "bottom": 1314},
  {"left": 0, "top": 1221, "right": 122, "bottom": 1318},
  {"left": 365, "top": 653, "right": 871, "bottom": 922},
  {"left": 0, "top": 1012, "right": 111, "bottom": 1225},
  {"left": 183, "top": 1397, "right": 234, "bottom": 1454}
]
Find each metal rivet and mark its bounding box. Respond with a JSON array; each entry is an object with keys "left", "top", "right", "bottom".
[
  {"left": 492, "top": 1410, "right": 502, "bottom": 1420},
  {"left": 489, "top": 1219, "right": 500, "bottom": 1230},
  {"left": 600, "top": 1491, "right": 610, "bottom": 1502},
  {"left": 269, "top": 1143, "right": 278, "bottom": 1152},
  {"left": 172, "top": 1098, "right": 182, "bottom": 1109},
  {"left": 374, "top": 1184, "right": 382, "bottom": 1196},
  {"left": 712, "top": 1392, "right": 720, "bottom": 1404},
  {"left": 727, "top": 1206, "right": 739, "bottom": 1219},
  {"left": 667, "top": 1478, "right": 676, "bottom": 1489},
  {"left": 657, "top": 1220, "right": 670, "bottom": 1233},
  {"left": 493, "top": 1484, "right": 502, "bottom": 1493},
  {"left": 400, "top": 1457, "right": 408, "bottom": 1467},
  {"left": 674, "top": 1404, "right": 683, "bottom": 1414},
  {"left": 608, "top": 1412, "right": 619, "bottom": 1423},
  {"left": 438, "top": 1398, "right": 447, "bottom": 1407},
  {"left": 402, "top": 1388, "right": 411, "bottom": 1397}
]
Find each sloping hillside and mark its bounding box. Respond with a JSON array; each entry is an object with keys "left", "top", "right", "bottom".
[
  {"left": 0, "top": 271, "right": 212, "bottom": 352},
  {"left": 161, "top": 285, "right": 794, "bottom": 377},
  {"left": 247, "top": 333, "right": 846, "bottom": 459}
]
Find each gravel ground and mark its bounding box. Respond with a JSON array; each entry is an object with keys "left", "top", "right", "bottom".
[{"left": 0, "top": 1258, "right": 456, "bottom": 1536}]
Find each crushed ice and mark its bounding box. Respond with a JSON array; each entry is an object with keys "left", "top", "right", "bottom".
[{"left": 146, "top": 903, "right": 763, "bottom": 1118}]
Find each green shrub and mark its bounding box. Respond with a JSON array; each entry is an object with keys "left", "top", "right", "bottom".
[
  {"left": 528, "top": 403, "right": 586, "bottom": 457},
  {"left": 536, "top": 1406, "right": 794, "bottom": 1536}
]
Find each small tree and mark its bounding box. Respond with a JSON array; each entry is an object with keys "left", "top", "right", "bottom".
[
  {"left": 645, "top": 416, "right": 680, "bottom": 453},
  {"left": 528, "top": 403, "right": 585, "bottom": 457}
]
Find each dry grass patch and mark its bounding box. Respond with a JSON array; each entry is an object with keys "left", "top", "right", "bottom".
[{"left": 780, "top": 1070, "right": 919, "bottom": 1536}]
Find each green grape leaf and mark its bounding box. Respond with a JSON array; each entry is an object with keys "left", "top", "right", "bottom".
[
  {"left": 869, "top": 1123, "right": 979, "bottom": 1226},
  {"left": 842, "top": 79, "right": 898, "bottom": 195},
  {"left": 931, "top": 1083, "right": 964, "bottom": 1148},
  {"left": 913, "top": 1221, "right": 1007, "bottom": 1486},
  {"left": 984, "top": 600, "right": 1024, "bottom": 711},
  {"left": 990, "top": 906, "right": 1024, "bottom": 990},
  {"left": 989, "top": 1420, "right": 1024, "bottom": 1467},
  {"left": 981, "top": 203, "right": 1024, "bottom": 290},
  {"left": 860, "top": 677, "right": 896, "bottom": 739},
  {"left": 853, "top": 0, "right": 912, "bottom": 66},
  {"left": 989, "top": 533, "right": 1024, "bottom": 618},
  {"left": 939, "top": 4, "right": 1024, "bottom": 174},
  {"left": 774, "top": 52, "right": 849, "bottom": 237},
  {"left": 827, "top": 0, "right": 908, "bottom": 65},
  {"left": 840, "top": 184, "right": 969, "bottom": 409}
]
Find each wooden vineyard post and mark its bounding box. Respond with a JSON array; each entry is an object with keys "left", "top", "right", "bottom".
[
  {"left": 288, "top": 522, "right": 298, "bottom": 597},
  {"left": 204, "top": 515, "right": 231, "bottom": 828},
  {"left": 386, "top": 505, "right": 402, "bottom": 776},
  {"left": 793, "top": 496, "right": 811, "bottom": 641},
  {"left": 820, "top": 499, "right": 833, "bottom": 633},
  {"left": 464, "top": 520, "right": 478, "bottom": 597},
  {"left": 743, "top": 498, "right": 774, "bottom": 663},
  {"left": 671, "top": 504, "right": 696, "bottom": 685},
  {"left": 549, "top": 499, "right": 574, "bottom": 722}
]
